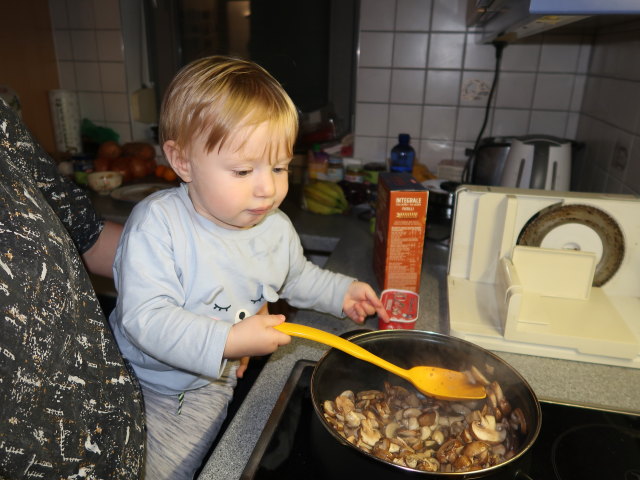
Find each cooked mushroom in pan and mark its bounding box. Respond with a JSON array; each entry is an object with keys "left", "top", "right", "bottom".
[{"left": 322, "top": 369, "right": 527, "bottom": 473}]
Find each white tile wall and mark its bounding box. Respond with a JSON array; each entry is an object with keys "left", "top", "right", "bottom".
[
  {"left": 45, "top": 0, "right": 640, "bottom": 195},
  {"left": 390, "top": 70, "right": 425, "bottom": 103},
  {"left": 574, "top": 20, "right": 640, "bottom": 194},
  {"left": 48, "top": 0, "right": 137, "bottom": 145},
  {"left": 428, "top": 33, "right": 465, "bottom": 69},
  {"left": 94, "top": 0, "right": 122, "bottom": 29},
  {"left": 424, "top": 70, "right": 460, "bottom": 105},
  {"left": 393, "top": 33, "right": 428, "bottom": 68},
  {"left": 354, "top": 0, "right": 595, "bottom": 178},
  {"left": 356, "top": 68, "right": 391, "bottom": 102},
  {"left": 96, "top": 31, "right": 124, "bottom": 62},
  {"left": 395, "top": 0, "right": 431, "bottom": 31}
]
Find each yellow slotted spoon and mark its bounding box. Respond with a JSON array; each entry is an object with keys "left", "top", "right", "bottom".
[{"left": 275, "top": 323, "right": 486, "bottom": 401}]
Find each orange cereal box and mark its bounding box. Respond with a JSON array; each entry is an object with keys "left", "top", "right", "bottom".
[{"left": 373, "top": 172, "right": 428, "bottom": 293}]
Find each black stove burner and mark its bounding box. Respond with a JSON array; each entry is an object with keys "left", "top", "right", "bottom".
[
  {"left": 241, "top": 360, "right": 640, "bottom": 480},
  {"left": 552, "top": 424, "right": 640, "bottom": 479}
]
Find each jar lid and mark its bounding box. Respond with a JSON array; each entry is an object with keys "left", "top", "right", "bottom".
[{"left": 363, "top": 162, "right": 386, "bottom": 171}]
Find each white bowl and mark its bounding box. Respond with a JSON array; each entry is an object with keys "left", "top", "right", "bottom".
[{"left": 87, "top": 171, "right": 123, "bottom": 195}]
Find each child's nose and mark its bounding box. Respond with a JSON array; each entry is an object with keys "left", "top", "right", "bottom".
[{"left": 256, "top": 171, "right": 276, "bottom": 197}]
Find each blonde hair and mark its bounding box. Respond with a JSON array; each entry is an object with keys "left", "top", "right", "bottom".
[{"left": 160, "top": 56, "right": 299, "bottom": 157}]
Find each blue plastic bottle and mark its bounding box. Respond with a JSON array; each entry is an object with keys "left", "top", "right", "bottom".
[{"left": 389, "top": 133, "right": 415, "bottom": 173}]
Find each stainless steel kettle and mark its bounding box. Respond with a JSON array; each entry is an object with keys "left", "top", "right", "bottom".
[
  {"left": 500, "top": 136, "right": 572, "bottom": 191},
  {"left": 470, "top": 136, "right": 514, "bottom": 186}
]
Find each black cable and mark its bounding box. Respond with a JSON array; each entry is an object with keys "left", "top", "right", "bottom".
[{"left": 461, "top": 41, "right": 507, "bottom": 184}]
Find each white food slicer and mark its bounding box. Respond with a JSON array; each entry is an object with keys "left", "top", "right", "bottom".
[{"left": 447, "top": 185, "right": 640, "bottom": 368}]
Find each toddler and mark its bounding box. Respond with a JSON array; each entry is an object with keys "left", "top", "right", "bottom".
[{"left": 109, "top": 55, "right": 388, "bottom": 479}]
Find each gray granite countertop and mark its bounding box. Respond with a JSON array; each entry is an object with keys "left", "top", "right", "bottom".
[
  {"left": 197, "top": 197, "right": 640, "bottom": 480},
  {"left": 88, "top": 188, "right": 640, "bottom": 480}
]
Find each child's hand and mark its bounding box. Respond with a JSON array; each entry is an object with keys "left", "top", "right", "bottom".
[
  {"left": 342, "top": 281, "right": 389, "bottom": 324},
  {"left": 224, "top": 312, "right": 291, "bottom": 360},
  {"left": 236, "top": 356, "right": 250, "bottom": 378}
]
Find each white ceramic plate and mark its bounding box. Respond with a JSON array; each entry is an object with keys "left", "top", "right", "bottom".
[{"left": 110, "top": 183, "right": 173, "bottom": 203}]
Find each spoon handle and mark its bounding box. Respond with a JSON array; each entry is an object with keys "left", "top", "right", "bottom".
[{"left": 275, "top": 323, "right": 408, "bottom": 379}]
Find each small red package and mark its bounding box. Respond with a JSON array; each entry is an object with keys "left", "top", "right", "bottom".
[{"left": 378, "top": 289, "right": 419, "bottom": 330}]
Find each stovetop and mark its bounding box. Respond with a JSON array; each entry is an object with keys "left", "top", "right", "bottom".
[{"left": 241, "top": 360, "right": 640, "bottom": 480}]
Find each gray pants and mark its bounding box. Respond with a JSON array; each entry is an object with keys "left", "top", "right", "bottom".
[{"left": 141, "top": 363, "right": 237, "bottom": 479}]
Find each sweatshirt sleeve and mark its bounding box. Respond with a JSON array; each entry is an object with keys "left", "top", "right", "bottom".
[
  {"left": 279, "top": 220, "right": 355, "bottom": 317},
  {"left": 113, "top": 203, "right": 230, "bottom": 379}
]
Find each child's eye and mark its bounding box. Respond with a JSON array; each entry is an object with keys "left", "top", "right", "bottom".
[
  {"left": 233, "top": 169, "right": 252, "bottom": 177},
  {"left": 273, "top": 166, "right": 289, "bottom": 174}
]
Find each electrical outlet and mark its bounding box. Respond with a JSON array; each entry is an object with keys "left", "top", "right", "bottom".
[{"left": 461, "top": 79, "right": 490, "bottom": 102}]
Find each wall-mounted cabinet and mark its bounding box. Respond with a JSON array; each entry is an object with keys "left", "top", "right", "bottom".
[{"left": 467, "top": 0, "right": 640, "bottom": 43}]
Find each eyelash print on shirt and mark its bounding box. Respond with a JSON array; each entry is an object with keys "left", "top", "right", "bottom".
[
  {"left": 250, "top": 294, "right": 264, "bottom": 304},
  {"left": 213, "top": 304, "right": 230, "bottom": 312}
]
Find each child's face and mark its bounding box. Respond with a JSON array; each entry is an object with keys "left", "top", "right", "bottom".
[{"left": 184, "top": 122, "right": 291, "bottom": 229}]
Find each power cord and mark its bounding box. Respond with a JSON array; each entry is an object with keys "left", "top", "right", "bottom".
[{"left": 461, "top": 41, "right": 507, "bottom": 184}]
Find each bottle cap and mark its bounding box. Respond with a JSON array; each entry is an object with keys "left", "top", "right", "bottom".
[{"left": 398, "top": 133, "right": 410, "bottom": 144}]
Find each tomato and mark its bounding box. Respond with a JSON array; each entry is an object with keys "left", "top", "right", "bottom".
[
  {"left": 122, "top": 142, "right": 156, "bottom": 162},
  {"left": 93, "top": 157, "right": 111, "bottom": 172},
  {"left": 111, "top": 157, "right": 133, "bottom": 183},
  {"left": 130, "top": 156, "right": 150, "bottom": 179},
  {"left": 145, "top": 156, "right": 157, "bottom": 174},
  {"left": 97, "top": 141, "right": 122, "bottom": 159}
]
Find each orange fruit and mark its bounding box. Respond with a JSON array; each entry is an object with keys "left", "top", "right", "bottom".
[
  {"left": 163, "top": 168, "right": 178, "bottom": 182},
  {"left": 155, "top": 165, "right": 167, "bottom": 177}
]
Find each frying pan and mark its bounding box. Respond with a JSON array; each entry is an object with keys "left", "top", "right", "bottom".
[{"left": 310, "top": 330, "right": 541, "bottom": 478}]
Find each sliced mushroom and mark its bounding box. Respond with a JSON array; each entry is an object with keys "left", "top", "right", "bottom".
[
  {"left": 360, "top": 418, "right": 382, "bottom": 447},
  {"left": 388, "top": 439, "right": 401, "bottom": 454},
  {"left": 449, "top": 403, "right": 472, "bottom": 416},
  {"left": 372, "top": 437, "right": 394, "bottom": 461},
  {"left": 417, "top": 457, "right": 440, "bottom": 472},
  {"left": 345, "top": 410, "right": 365, "bottom": 428},
  {"left": 406, "top": 394, "right": 421, "bottom": 407},
  {"left": 510, "top": 407, "right": 527, "bottom": 434},
  {"left": 436, "top": 438, "right": 464, "bottom": 464},
  {"left": 449, "top": 420, "right": 466, "bottom": 437},
  {"left": 463, "top": 441, "right": 490, "bottom": 466},
  {"left": 397, "top": 427, "right": 419, "bottom": 438},
  {"left": 471, "top": 415, "right": 507, "bottom": 444},
  {"left": 385, "top": 421, "right": 401, "bottom": 438},
  {"left": 459, "top": 426, "right": 474, "bottom": 444},
  {"left": 432, "top": 429, "right": 445, "bottom": 445},
  {"left": 438, "top": 414, "right": 463, "bottom": 426},
  {"left": 469, "top": 365, "right": 490, "bottom": 386},
  {"left": 373, "top": 400, "right": 391, "bottom": 419},
  {"left": 335, "top": 392, "right": 355, "bottom": 414},
  {"left": 404, "top": 416, "right": 420, "bottom": 431},
  {"left": 491, "top": 443, "right": 506, "bottom": 457},
  {"left": 323, "top": 374, "right": 527, "bottom": 474},
  {"left": 489, "top": 380, "right": 512, "bottom": 416},
  {"left": 403, "top": 407, "right": 422, "bottom": 418},
  {"left": 418, "top": 411, "right": 437, "bottom": 427},
  {"left": 453, "top": 454, "right": 472, "bottom": 471},
  {"left": 323, "top": 400, "right": 336, "bottom": 416},
  {"left": 405, "top": 454, "right": 419, "bottom": 469}
]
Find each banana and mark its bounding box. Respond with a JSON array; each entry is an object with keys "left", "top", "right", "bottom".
[
  {"left": 304, "top": 196, "right": 344, "bottom": 215},
  {"left": 303, "top": 185, "right": 341, "bottom": 208},
  {"left": 310, "top": 181, "right": 347, "bottom": 207}
]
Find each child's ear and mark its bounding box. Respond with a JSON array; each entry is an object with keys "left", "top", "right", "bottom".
[{"left": 163, "top": 140, "right": 191, "bottom": 182}]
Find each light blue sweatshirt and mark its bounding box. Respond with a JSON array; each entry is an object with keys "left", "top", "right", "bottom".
[{"left": 109, "top": 184, "right": 354, "bottom": 395}]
